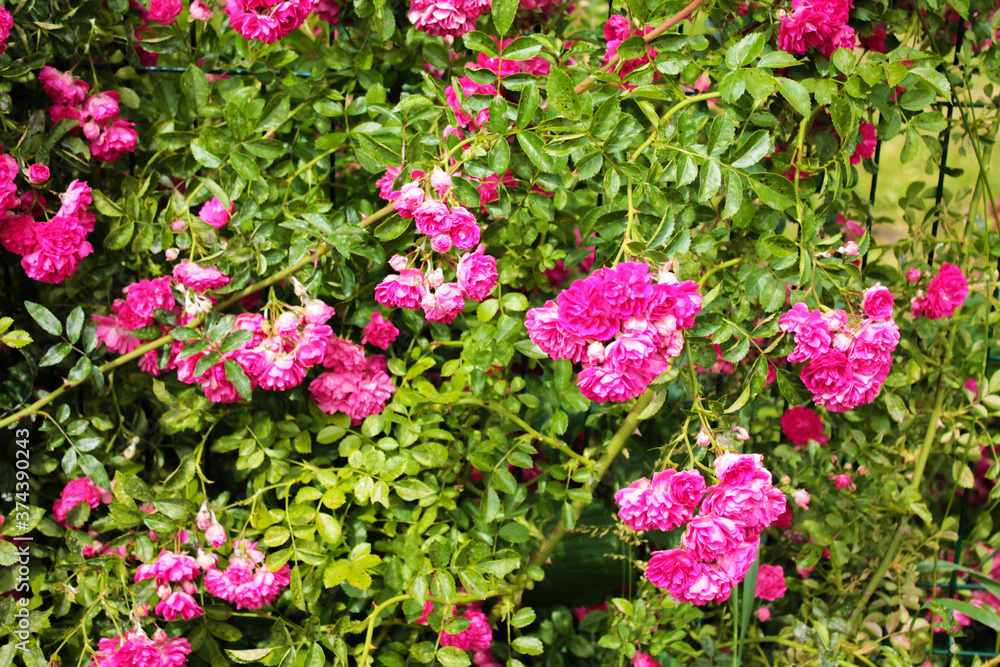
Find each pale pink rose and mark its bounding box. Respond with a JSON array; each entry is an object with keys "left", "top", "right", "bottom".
[
  {"left": 524, "top": 300, "right": 588, "bottom": 363},
  {"left": 172, "top": 259, "right": 231, "bottom": 292},
  {"left": 696, "top": 429, "right": 712, "bottom": 447},
  {"left": 794, "top": 489, "right": 810, "bottom": 509},
  {"left": 430, "top": 168, "right": 452, "bottom": 197},
  {"left": 757, "top": 606, "right": 771, "bottom": 621},
  {"left": 375, "top": 269, "right": 425, "bottom": 310},
  {"left": 422, "top": 282, "right": 465, "bottom": 323},
  {"left": 190, "top": 0, "right": 212, "bottom": 19}
]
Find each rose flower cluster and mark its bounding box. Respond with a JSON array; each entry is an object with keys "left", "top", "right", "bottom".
[
  {"left": 603, "top": 15, "right": 660, "bottom": 88},
  {"left": 778, "top": 0, "right": 856, "bottom": 58},
  {"left": 224, "top": 0, "right": 312, "bottom": 43},
  {"left": 615, "top": 453, "right": 787, "bottom": 606},
  {"left": 779, "top": 283, "right": 900, "bottom": 412},
  {"left": 910, "top": 262, "right": 968, "bottom": 320},
  {"left": 374, "top": 166, "right": 499, "bottom": 324},
  {"left": 38, "top": 67, "right": 138, "bottom": 162},
  {"left": 525, "top": 262, "right": 702, "bottom": 403},
  {"left": 0, "top": 174, "right": 96, "bottom": 283},
  {"left": 407, "top": 0, "right": 490, "bottom": 37},
  {"left": 93, "top": 268, "right": 396, "bottom": 423}
]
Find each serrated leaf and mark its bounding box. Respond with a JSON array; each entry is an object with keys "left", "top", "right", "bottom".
[
  {"left": 730, "top": 131, "right": 771, "bottom": 169},
  {"left": 546, "top": 68, "right": 580, "bottom": 119},
  {"left": 775, "top": 77, "right": 812, "bottom": 118}
]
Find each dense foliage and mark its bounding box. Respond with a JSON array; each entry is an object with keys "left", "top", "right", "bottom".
[{"left": 0, "top": 0, "right": 999, "bottom": 664}]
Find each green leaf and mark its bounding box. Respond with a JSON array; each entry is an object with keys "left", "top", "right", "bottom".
[
  {"left": 511, "top": 637, "right": 544, "bottom": 655},
  {"left": 25, "top": 301, "right": 61, "bottom": 336},
  {"left": 437, "top": 647, "right": 472, "bottom": 667},
  {"left": 546, "top": 68, "right": 580, "bottom": 119},
  {"left": 758, "top": 51, "right": 800, "bottom": 68},
  {"left": 105, "top": 221, "right": 135, "bottom": 250},
  {"left": 492, "top": 0, "right": 517, "bottom": 36},
  {"left": 501, "top": 292, "right": 528, "bottom": 311},
  {"left": 226, "top": 649, "right": 275, "bottom": 663},
  {"left": 726, "top": 33, "right": 765, "bottom": 69},
  {"left": 39, "top": 342, "right": 72, "bottom": 367},
  {"left": 517, "top": 132, "right": 557, "bottom": 172},
  {"left": 66, "top": 307, "right": 84, "bottom": 344},
  {"left": 730, "top": 131, "right": 771, "bottom": 169},
  {"left": 79, "top": 454, "right": 110, "bottom": 492},
  {"left": 489, "top": 137, "right": 510, "bottom": 175},
  {"left": 224, "top": 359, "right": 252, "bottom": 400},
  {"left": 775, "top": 77, "right": 812, "bottom": 118},
  {"left": 698, "top": 160, "right": 722, "bottom": 202},
  {"left": 883, "top": 392, "right": 905, "bottom": 423},
  {"left": 462, "top": 32, "right": 497, "bottom": 57},
  {"left": 776, "top": 368, "right": 811, "bottom": 405},
  {"left": 909, "top": 66, "right": 951, "bottom": 99},
  {"left": 516, "top": 85, "right": 539, "bottom": 129},
  {"left": 616, "top": 36, "right": 648, "bottom": 61},
  {"left": 761, "top": 235, "right": 797, "bottom": 258}
]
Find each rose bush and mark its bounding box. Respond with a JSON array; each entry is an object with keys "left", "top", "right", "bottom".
[{"left": 0, "top": 0, "right": 999, "bottom": 664}]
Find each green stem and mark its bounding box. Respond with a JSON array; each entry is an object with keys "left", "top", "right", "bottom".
[
  {"left": 699, "top": 257, "right": 745, "bottom": 287},
  {"left": 0, "top": 204, "right": 394, "bottom": 431},
  {"left": 524, "top": 391, "right": 654, "bottom": 572},
  {"left": 662, "top": 91, "right": 718, "bottom": 125},
  {"left": 846, "top": 329, "right": 954, "bottom": 634},
  {"left": 453, "top": 398, "right": 587, "bottom": 463}
]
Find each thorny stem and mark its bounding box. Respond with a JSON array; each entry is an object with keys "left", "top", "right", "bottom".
[
  {"left": 573, "top": 0, "right": 710, "bottom": 94},
  {"left": 0, "top": 204, "right": 394, "bottom": 431}
]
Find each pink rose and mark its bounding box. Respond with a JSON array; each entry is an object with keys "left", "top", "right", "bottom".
[
  {"left": 198, "top": 197, "right": 234, "bottom": 229},
  {"left": 754, "top": 564, "right": 787, "bottom": 601},
  {"left": 375, "top": 269, "right": 425, "bottom": 310},
  {"left": 361, "top": 312, "right": 399, "bottom": 350},
  {"left": 147, "top": 0, "right": 183, "bottom": 23},
  {"left": 422, "top": 283, "right": 465, "bottom": 323},
  {"left": 714, "top": 453, "right": 767, "bottom": 487},
  {"left": 794, "top": 489, "right": 810, "bottom": 509},
  {"left": 456, "top": 245, "right": 498, "bottom": 302},
  {"left": 681, "top": 515, "right": 745, "bottom": 561},
  {"left": 923, "top": 263, "right": 968, "bottom": 319},
  {"left": 780, "top": 406, "right": 828, "bottom": 447},
  {"left": 851, "top": 121, "right": 878, "bottom": 164},
  {"left": 834, "top": 473, "right": 851, "bottom": 489},
  {"left": 90, "top": 119, "right": 138, "bottom": 162},
  {"left": 82, "top": 91, "right": 121, "bottom": 124},
  {"left": 646, "top": 549, "right": 731, "bottom": 606},
  {"left": 414, "top": 199, "right": 451, "bottom": 236},
  {"left": 448, "top": 206, "right": 481, "bottom": 250},
  {"left": 38, "top": 66, "right": 90, "bottom": 105},
  {"left": 524, "top": 301, "right": 588, "bottom": 363},
  {"left": 172, "top": 260, "right": 231, "bottom": 292},
  {"left": 27, "top": 164, "right": 50, "bottom": 184},
  {"left": 861, "top": 282, "right": 894, "bottom": 320},
  {"left": 906, "top": 268, "right": 922, "bottom": 282},
  {"left": 190, "top": 0, "right": 212, "bottom": 19}
]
